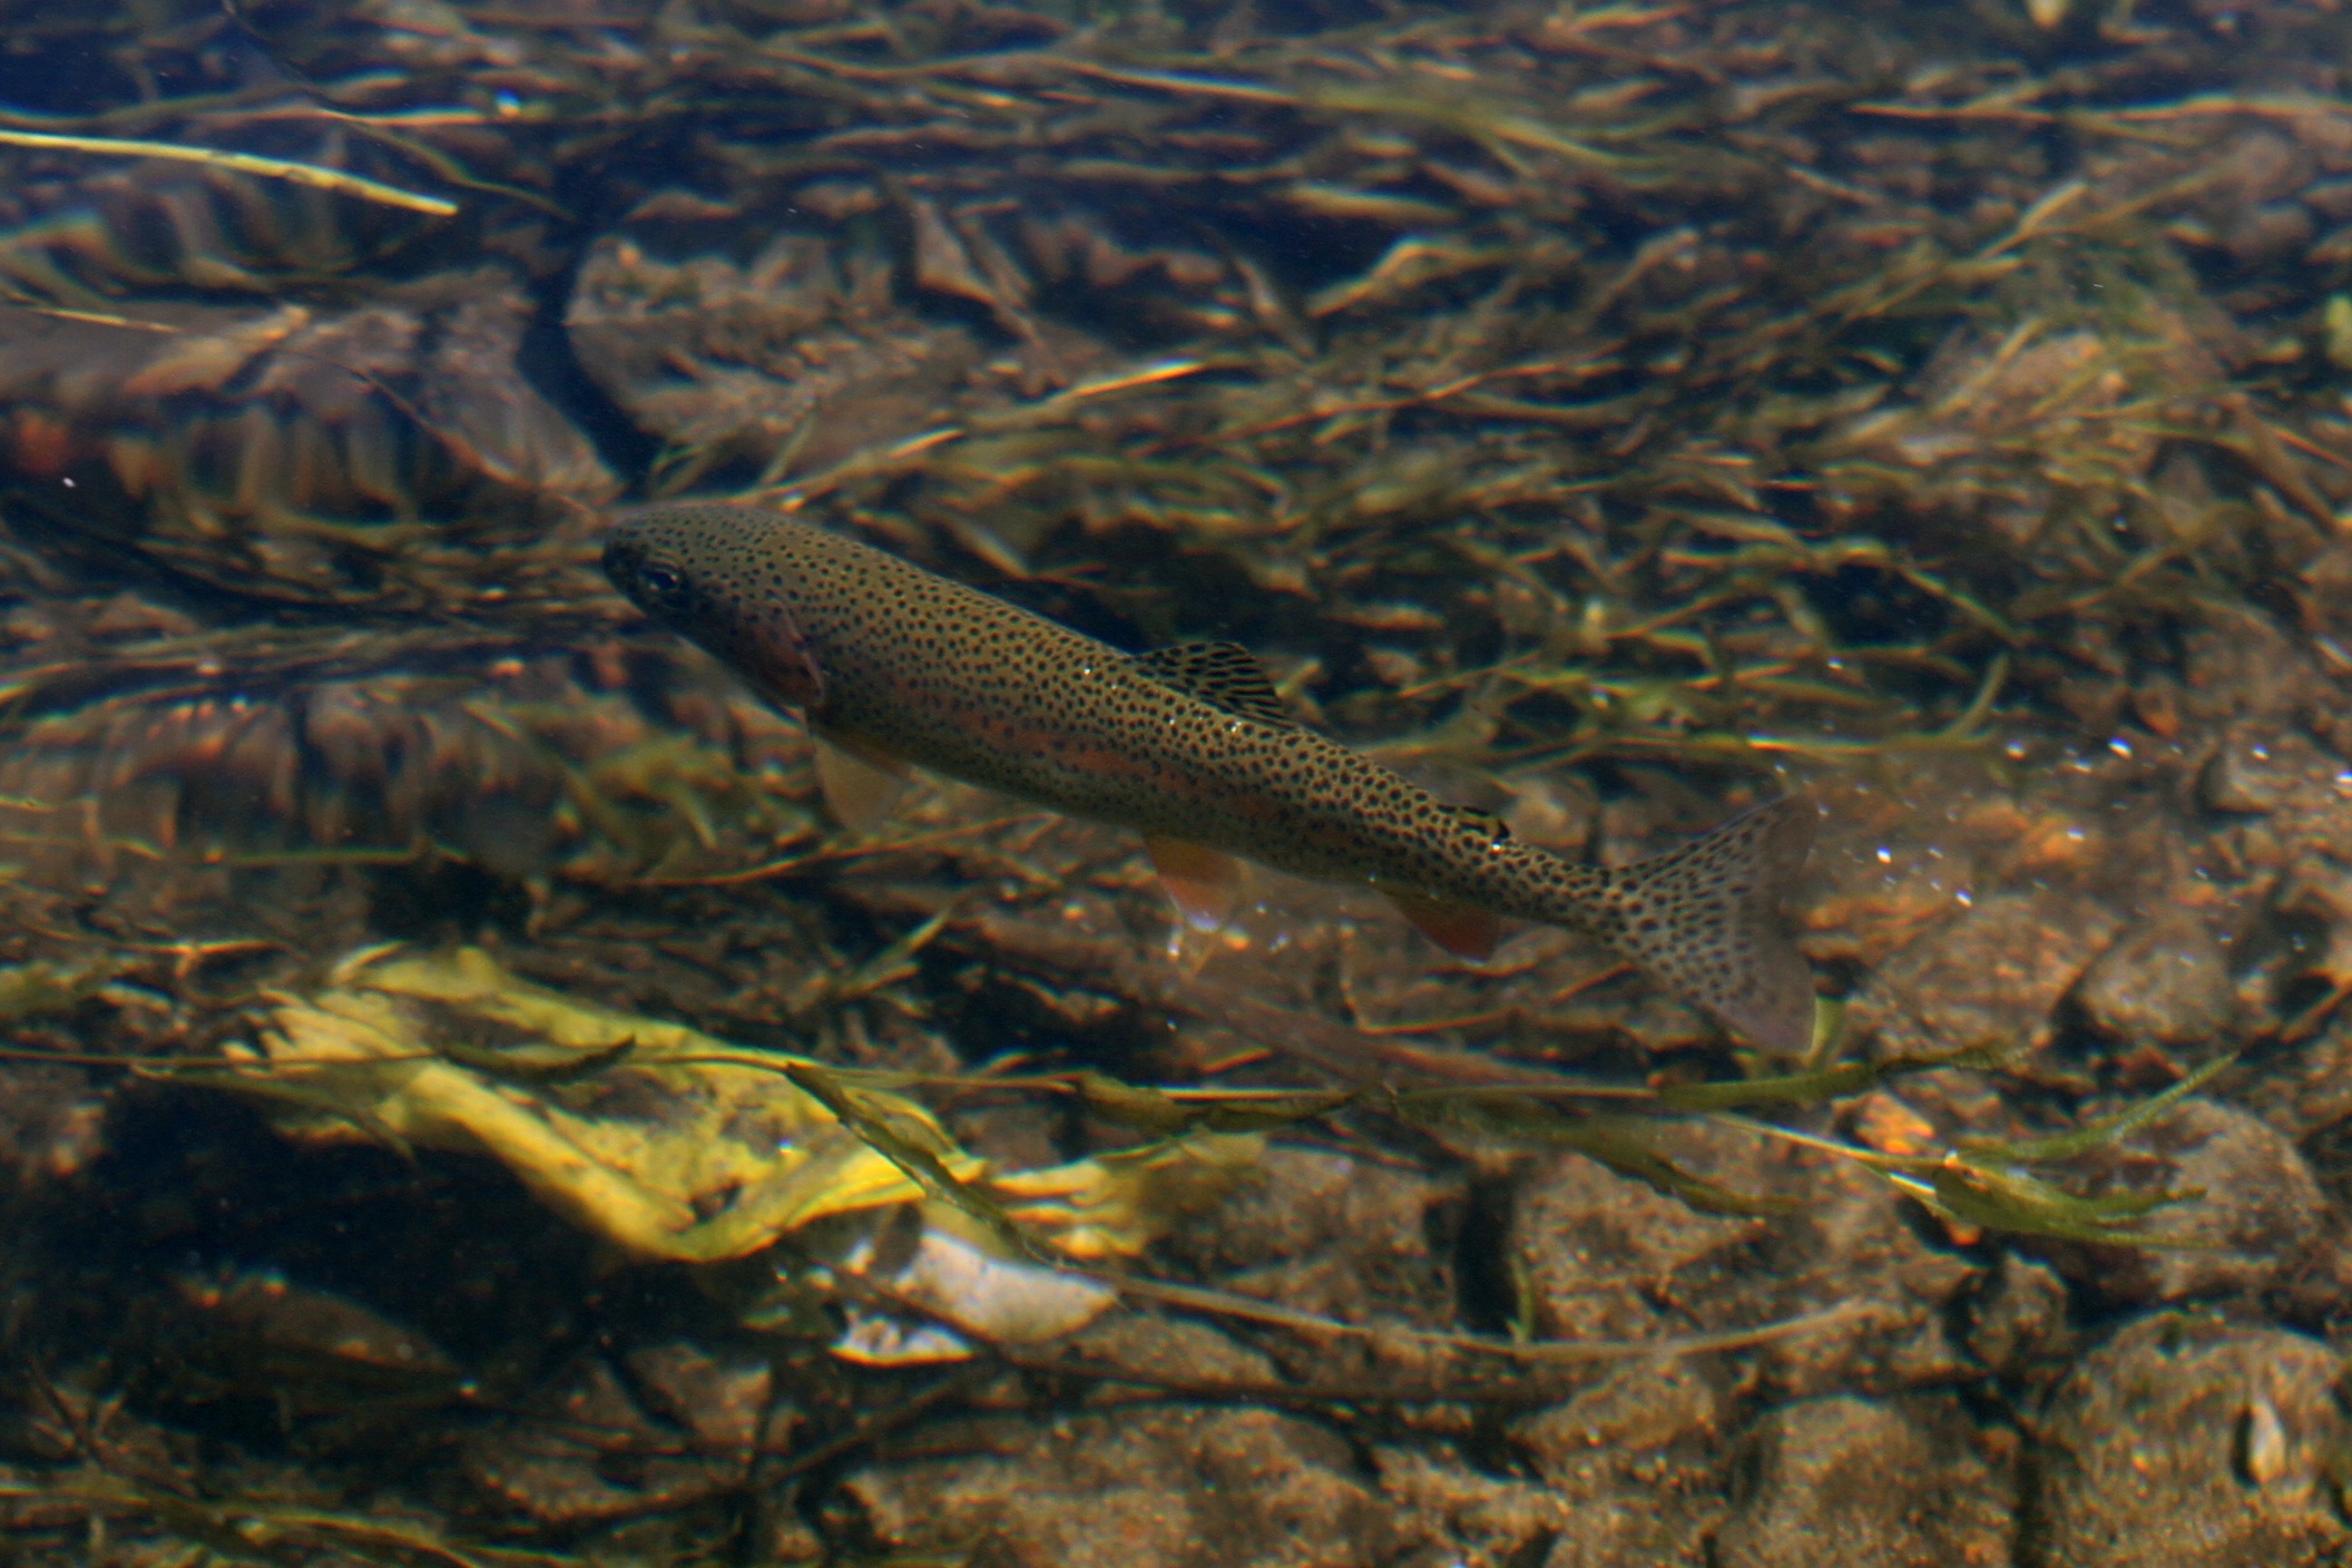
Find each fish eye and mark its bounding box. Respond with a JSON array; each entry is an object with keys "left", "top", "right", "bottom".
[{"left": 634, "top": 560, "right": 688, "bottom": 603}]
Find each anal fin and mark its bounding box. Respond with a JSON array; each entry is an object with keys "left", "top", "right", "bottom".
[
  {"left": 1144, "top": 836, "right": 1243, "bottom": 932},
  {"left": 1387, "top": 889, "right": 1504, "bottom": 962},
  {"left": 813, "top": 732, "right": 911, "bottom": 836}
]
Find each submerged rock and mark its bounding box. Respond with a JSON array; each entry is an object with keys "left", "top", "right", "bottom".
[
  {"left": 0, "top": 1063, "right": 106, "bottom": 1185},
  {"left": 1372, "top": 1445, "right": 1588, "bottom": 1568},
  {"left": 1161, "top": 1142, "right": 1461, "bottom": 1388},
  {"left": 1509, "top": 1125, "right": 1980, "bottom": 1402},
  {"left": 2028, "top": 1316, "right": 2352, "bottom": 1567},
  {"left": 1509, "top": 1134, "right": 1768, "bottom": 1344},
  {"left": 1712, "top": 1394, "right": 2014, "bottom": 1568},
  {"left": 1848, "top": 890, "right": 2120, "bottom": 1060},
  {"left": 842, "top": 1404, "right": 1396, "bottom": 1567},
  {"left": 1962, "top": 1253, "right": 2078, "bottom": 1388},
  {"left": 2073, "top": 913, "right": 2237, "bottom": 1055},
  {"left": 464, "top": 1345, "right": 786, "bottom": 1524},
  {"left": 2053, "top": 1097, "right": 2327, "bottom": 1306},
  {"left": 1509, "top": 1360, "right": 1735, "bottom": 1566}
]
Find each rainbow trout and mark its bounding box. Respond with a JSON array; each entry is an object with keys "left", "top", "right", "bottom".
[{"left": 604, "top": 503, "right": 1818, "bottom": 1053}]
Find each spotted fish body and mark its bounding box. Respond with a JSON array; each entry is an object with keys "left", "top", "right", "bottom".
[{"left": 603, "top": 503, "right": 1818, "bottom": 1054}]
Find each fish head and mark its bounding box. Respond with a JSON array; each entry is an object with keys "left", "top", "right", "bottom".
[
  {"left": 603, "top": 507, "right": 709, "bottom": 627},
  {"left": 603, "top": 503, "right": 828, "bottom": 711}
]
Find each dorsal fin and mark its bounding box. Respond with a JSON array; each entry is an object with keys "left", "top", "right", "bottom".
[{"left": 1127, "top": 642, "right": 1294, "bottom": 728}]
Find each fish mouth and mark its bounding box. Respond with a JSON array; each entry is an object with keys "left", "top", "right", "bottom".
[{"left": 599, "top": 529, "right": 651, "bottom": 607}]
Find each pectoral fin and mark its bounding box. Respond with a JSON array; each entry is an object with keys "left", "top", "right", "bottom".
[
  {"left": 813, "top": 733, "right": 911, "bottom": 835},
  {"left": 1387, "top": 889, "right": 1504, "bottom": 962},
  {"left": 1144, "top": 836, "right": 1243, "bottom": 932},
  {"left": 749, "top": 603, "right": 827, "bottom": 710}
]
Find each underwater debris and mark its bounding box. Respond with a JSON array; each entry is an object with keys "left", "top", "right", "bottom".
[
  {"left": 205, "top": 945, "right": 1257, "bottom": 1359},
  {"left": 0, "top": 632, "right": 817, "bottom": 882},
  {"left": 0, "top": 958, "right": 112, "bottom": 1024},
  {"left": 567, "top": 230, "right": 993, "bottom": 493}
]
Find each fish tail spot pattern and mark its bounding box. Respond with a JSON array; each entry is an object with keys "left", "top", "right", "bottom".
[{"left": 1592, "top": 796, "right": 1819, "bottom": 1055}]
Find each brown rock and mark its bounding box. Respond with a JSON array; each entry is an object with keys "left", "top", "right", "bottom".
[
  {"left": 1154, "top": 1145, "right": 1462, "bottom": 1393},
  {"left": 623, "top": 1341, "right": 779, "bottom": 1459},
  {"left": 2073, "top": 914, "right": 2236, "bottom": 1053},
  {"left": 843, "top": 1405, "right": 1396, "bottom": 1567},
  {"left": 1849, "top": 891, "right": 2120, "bottom": 1060},
  {"left": 1508, "top": 1127, "right": 1981, "bottom": 1402},
  {"left": 2028, "top": 1316, "right": 2352, "bottom": 1567},
  {"left": 1711, "top": 1394, "right": 2014, "bottom": 1568},
  {"left": 464, "top": 1347, "right": 777, "bottom": 1524},
  {"left": 1164, "top": 1145, "right": 1460, "bottom": 1330},
  {"left": 1963, "top": 1254, "right": 2078, "bottom": 1387},
  {"left": 1510, "top": 1138, "right": 1768, "bottom": 1344},
  {"left": 0, "top": 1063, "right": 106, "bottom": 1183},
  {"left": 2200, "top": 728, "right": 2332, "bottom": 816},
  {"left": 2055, "top": 1097, "right": 2327, "bottom": 1305},
  {"left": 1509, "top": 1361, "right": 1734, "bottom": 1566},
  {"left": 1374, "top": 1445, "right": 1579, "bottom": 1568},
  {"left": 1749, "top": 1154, "right": 1980, "bottom": 1399}
]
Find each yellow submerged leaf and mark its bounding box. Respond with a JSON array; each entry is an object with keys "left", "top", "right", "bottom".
[{"left": 210, "top": 946, "right": 1255, "bottom": 1275}]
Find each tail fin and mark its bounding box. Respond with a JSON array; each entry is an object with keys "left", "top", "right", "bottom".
[{"left": 1592, "top": 796, "right": 1819, "bottom": 1055}]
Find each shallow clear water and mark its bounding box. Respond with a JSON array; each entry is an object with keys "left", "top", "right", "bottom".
[{"left": 0, "top": 2, "right": 2347, "bottom": 1563}]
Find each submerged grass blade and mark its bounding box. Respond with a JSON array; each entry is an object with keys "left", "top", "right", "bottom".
[
  {"left": 785, "top": 1062, "right": 1041, "bottom": 1260},
  {"left": 1958, "top": 1052, "right": 2237, "bottom": 1162},
  {"left": 1910, "top": 1162, "right": 2210, "bottom": 1247},
  {"left": 434, "top": 1035, "right": 636, "bottom": 1085},
  {"left": 1720, "top": 1048, "right": 2233, "bottom": 1246},
  {"left": 1072, "top": 1072, "right": 1356, "bottom": 1134},
  {"left": 1402, "top": 1091, "right": 1794, "bottom": 1216},
  {"left": 1658, "top": 1042, "right": 2007, "bottom": 1111},
  {"left": 0, "top": 126, "right": 458, "bottom": 215}
]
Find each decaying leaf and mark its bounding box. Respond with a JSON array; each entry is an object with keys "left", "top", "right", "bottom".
[{"left": 200, "top": 946, "right": 1258, "bottom": 1338}]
